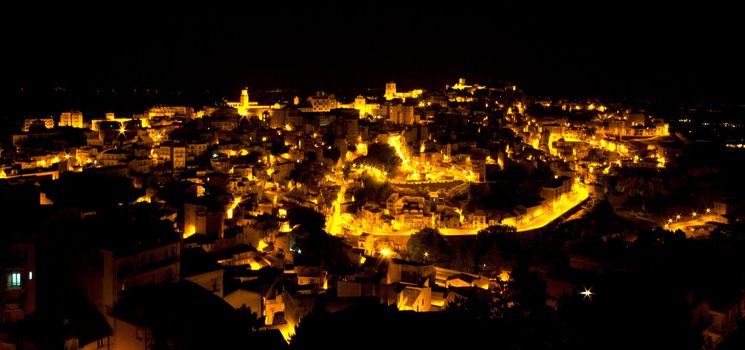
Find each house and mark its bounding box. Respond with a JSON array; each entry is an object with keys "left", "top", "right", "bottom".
[
  {"left": 111, "top": 281, "right": 252, "bottom": 350},
  {"left": 397, "top": 285, "right": 431, "bottom": 312},
  {"left": 75, "top": 212, "right": 181, "bottom": 329},
  {"left": 386, "top": 259, "right": 435, "bottom": 286},
  {"left": 0, "top": 289, "right": 111, "bottom": 350},
  {"left": 446, "top": 273, "right": 489, "bottom": 289},
  {"left": 0, "top": 244, "right": 35, "bottom": 325},
  {"left": 181, "top": 248, "right": 224, "bottom": 297},
  {"left": 224, "top": 268, "right": 284, "bottom": 324},
  {"left": 703, "top": 290, "right": 745, "bottom": 349}
]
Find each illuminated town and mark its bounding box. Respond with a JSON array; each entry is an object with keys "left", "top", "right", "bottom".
[
  {"left": 3, "top": 4, "right": 745, "bottom": 350},
  {"left": 3, "top": 77, "right": 745, "bottom": 349}
]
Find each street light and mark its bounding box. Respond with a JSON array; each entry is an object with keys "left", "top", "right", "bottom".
[{"left": 580, "top": 286, "right": 594, "bottom": 301}]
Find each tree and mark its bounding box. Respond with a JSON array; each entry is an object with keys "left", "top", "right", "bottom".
[
  {"left": 354, "top": 143, "right": 401, "bottom": 175},
  {"left": 322, "top": 147, "right": 341, "bottom": 162},
  {"left": 407, "top": 228, "right": 449, "bottom": 263},
  {"left": 270, "top": 141, "right": 289, "bottom": 155},
  {"left": 237, "top": 305, "right": 264, "bottom": 332},
  {"left": 287, "top": 206, "right": 353, "bottom": 272},
  {"left": 475, "top": 225, "right": 518, "bottom": 274},
  {"left": 288, "top": 206, "right": 326, "bottom": 256}
]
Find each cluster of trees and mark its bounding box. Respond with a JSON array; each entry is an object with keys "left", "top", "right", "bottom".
[
  {"left": 287, "top": 206, "right": 354, "bottom": 274},
  {"left": 407, "top": 225, "right": 517, "bottom": 274},
  {"left": 349, "top": 173, "right": 393, "bottom": 209},
  {"left": 289, "top": 152, "right": 324, "bottom": 185},
  {"left": 353, "top": 143, "right": 401, "bottom": 175},
  {"left": 289, "top": 299, "right": 555, "bottom": 350},
  {"left": 469, "top": 164, "right": 554, "bottom": 211}
]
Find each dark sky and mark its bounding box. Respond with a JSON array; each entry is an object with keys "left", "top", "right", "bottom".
[{"left": 2, "top": 2, "right": 743, "bottom": 102}]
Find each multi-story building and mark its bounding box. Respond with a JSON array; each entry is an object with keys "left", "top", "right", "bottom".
[
  {"left": 184, "top": 201, "right": 225, "bottom": 238},
  {"left": 227, "top": 89, "right": 274, "bottom": 117},
  {"left": 385, "top": 103, "right": 416, "bottom": 124},
  {"left": 0, "top": 244, "right": 35, "bottom": 325},
  {"left": 59, "top": 111, "right": 84, "bottom": 128},
  {"left": 22, "top": 117, "right": 55, "bottom": 132},
  {"left": 307, "top": 91, "right": 338, "bottom": 112},
  {"left": 384, "top": 82, "right": 423, "bottom": 101},
  {"left": 145, "top": 105, "right": 195, "bottom": 119},
  {"left": 187, "top": 142, "right": 208, "bottom": 161},
  {"left": 171, "top": 145, "right": 186, "bottom": 170}
]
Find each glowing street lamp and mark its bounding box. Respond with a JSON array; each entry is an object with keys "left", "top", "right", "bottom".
[
  {"left": 380, "top": 248, "right": 391, "bottom": 257},
  {"left": 706, "top": 208, "right": 711, "bottom": 214},
  {"left": 580, "top": 286, "right": 594, "bottom": 301},
  {"left": 692, "top": 212, "right": 697, "bottom": 218},
  {"left": 676, "top": 214, "right": 681, "bottom": 221}
]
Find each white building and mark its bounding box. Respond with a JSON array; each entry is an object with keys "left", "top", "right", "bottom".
[
  {"left": 59, "top": 111, "right": 84, "bottom": 128},
  {"left": 23, "top": 117, "right": 55, "bottom": 132}
]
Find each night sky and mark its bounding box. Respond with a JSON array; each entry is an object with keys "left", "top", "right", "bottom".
[{"left": 2, "top": 2, "right": 743, "bottom": 106}]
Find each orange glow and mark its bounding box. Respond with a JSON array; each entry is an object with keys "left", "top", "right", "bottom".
[
  {"left": 498, "top": 271, "right": 511, "bottom": 282},
  {"left": 454, "top": 208, "right": 465, "bottom": 225},
  {"left": 184, "top": 225, "right": 196, "bottom": 239},
  {"left": 388, "top": 135, "right": 412, "bottom": 170},
  {"left": 227, "top": 196, "right": 241, "bottom": 219},
  {"left": 249, "top": 260, "right": 263, "bottom": 270}
]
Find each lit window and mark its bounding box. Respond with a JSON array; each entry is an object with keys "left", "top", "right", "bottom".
[{"left": 7, "top": 272, "right": 21, "bottom": 289}]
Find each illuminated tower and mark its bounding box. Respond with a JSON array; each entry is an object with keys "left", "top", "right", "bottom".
[
  {"left": 240, "top": 88, "right": 249, "bottom": 107},
  {"left": 238, "top": 89, "right": 249, "bottom": 116},
  {"left": 385, "top": 82, "right": 397, "bottom": 100}
]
